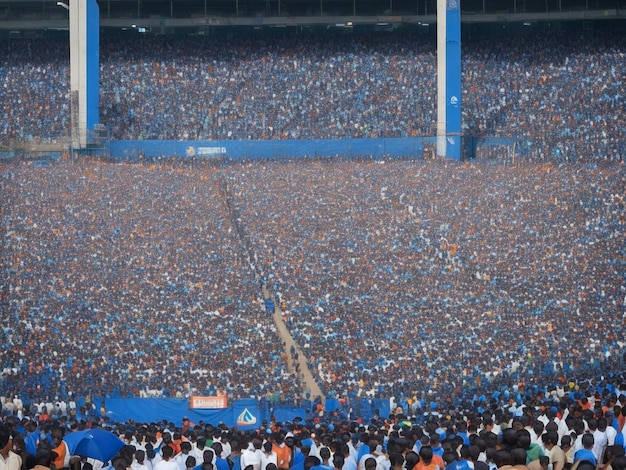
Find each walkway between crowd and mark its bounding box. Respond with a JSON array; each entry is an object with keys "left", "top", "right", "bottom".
[
  {"left": 222, "top": 167, "right": 325, "bottom": 407},
  {"left": 262, "top": 283, "right": 325, "bottom": 406}
]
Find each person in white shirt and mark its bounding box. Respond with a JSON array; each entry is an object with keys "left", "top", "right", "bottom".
[
  {"left": 218, "top": 435, "right": 231, "bottom": 460},
  {"left": 260, "top": 442, "right": 277, "bottom": 470},
  {"left": 531, "top": 422, "right": 546, "bottom": 452},
  {"left": 190, "top": 437, "right": 206, "bottom": 464},
  {"left": 69, "top": 400, "right": 77, "bottom": 419},
  {"left": 175, "top": 443, "right": 194, "bottom": 470},
  {"left": 373, "top": 446, "right": 390, "bottom": 470},
  {"left": 590, "top": 419, "right": 608, "bottom": 464},
  {"left": 0, "top": 428, "right": 22, "bottom": 470},
  {"left": 599, "top": 417, "right": 617, "bottom": 447},
  {"left": 147, "top": 444, "right": 161, "bottom": 470},
  {"left": 133, "top": 450, "right": 150, "bottom": 470},
  {"left": 346, "top": 439, "right": 358, "bottom": 464},
  {"left": 58, "top": 401, "right": 68, "bottom": 418},
  {"left": 571, "top": 420, "right": 586, "bottom": 453},
  {"left": 82, "top": 456, "right": 105, "bottom": 470},
  {"left": 240, "top": 439, "right": 263, "bottom": 470},
  {"left": 13, "top": 397, "right": 23, "bottom": 416},
  {"left": 154, "top": 446, "right": 179, "bottom": 470},
  {"left": 1, "top": 399, "right": 15, "bottom": 417}
]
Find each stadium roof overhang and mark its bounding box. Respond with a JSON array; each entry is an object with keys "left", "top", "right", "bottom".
[{"left": 0, "top": 3, "right": 623, "bottom": 32}]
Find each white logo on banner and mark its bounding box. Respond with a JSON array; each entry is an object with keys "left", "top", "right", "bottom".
[
  {"left": 450, "top": 96, "right": 458, "bottom": 105},
  {"left": 447, "top": 0, "right": 457, "bottom": 9},
  {"left": 237, "top": 408, "right": 257, "bottom": 426}
]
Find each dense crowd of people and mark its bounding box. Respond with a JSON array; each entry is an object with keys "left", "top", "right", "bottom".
[
  {"left": 2, "top": 387, "right": 626, "bottom": 470},
  {"left": 0, "top": 159, "right": 302, "bottom": 402},
  {"left": 1, "top": 24, "right": 625, "bottom": 414},
  {"left": 1, "top": 156, "right": 624, "bottom": 408},
  {"left": 224, "top": 158, "right": 625, "bottom": 407},
  {"left": 0, "top": 30, "right": 625, "bottom": 160}
]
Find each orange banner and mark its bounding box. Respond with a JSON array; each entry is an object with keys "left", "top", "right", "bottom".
[{"left": 189, "top": 396, "right": 228, "bottom": 409}]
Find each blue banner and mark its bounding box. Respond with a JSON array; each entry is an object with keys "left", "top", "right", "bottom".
[
  {"left": 445, "top": 0, "right": 462, "bottom": 160},
  {"left": 267, "top": 407, "right": 308, "bottom": 426},
  {"left": 86, "top": 0, "right": 99, "bottom": 133},
  {"left": 233, "top": 398, "right": 262, "bottom": 430},
  {"left": 105, "top": 398, "right": 232, "bottom": 425},
  {"left": 109, "top": 138, "right": 426, "bottom": 160}
]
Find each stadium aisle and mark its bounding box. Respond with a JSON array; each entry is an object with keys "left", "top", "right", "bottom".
[
  {"left": 274, "top": 299, "right": 325, "bottom": 406},
  {"left": 262, "top": 283, "right": 325, "bottom": 405}
]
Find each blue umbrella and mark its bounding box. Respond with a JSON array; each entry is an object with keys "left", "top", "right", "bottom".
[{"left": 63, "top": 428, "right": 125, "bottom": 462}]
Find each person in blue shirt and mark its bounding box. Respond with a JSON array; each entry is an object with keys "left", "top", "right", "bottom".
[
  {"left": 289, "top": 445, "right": 310, "bottom": 470},
  {"left": 227, "top": 442, "right": 242, "bottom": 470},
  {"left": 455, "top": 422, "right": 470, "bottom": 446},
  {"left": 573, "top": 434, "right": 597, "bottom": 467},
  {"left": 24, "top": 420, "right": 40, "bottom": 459},
  {"left": 430, "top": 435, "right": 444, "bottom": 459},
  {"left": 212, "top": 443, "right": 231, "bottom": 470},
  {"left": 194, "top": 449, "right": 216, "bottom": 470},
  {"left": 356, "top": 435, "right": 375, "bottom": 464}
]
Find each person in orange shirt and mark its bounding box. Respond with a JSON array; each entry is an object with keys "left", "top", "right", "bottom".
[
  {"left": 415, "top": 447, "right": 442, "bottom": 470},
  {"left": 162, "top": 432, "right": 181, "bottom": 455},
  {"left": 271, "top": 433, "right": 292, "bottom": 470},
  {"left": 171, "top": 432, "right": 184, "bottom": 455},
  {"left": 578, "top": 397, "right": 592, "bottom": 411},
  {"left": 51, "top": 428, "right": 71, "bottom": 470}
]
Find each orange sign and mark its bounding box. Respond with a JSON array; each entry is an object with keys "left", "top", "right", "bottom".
[{"left": 189, "top": 396, "right": 228, "bottom": 409}]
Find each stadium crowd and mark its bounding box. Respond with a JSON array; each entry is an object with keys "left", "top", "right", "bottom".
[
  {"left": 0, "top": 30, "right": 625, "bottom": 160},
  {"left": 224, "top": 158, "right": 625, "bottom": 407},
  {"left": 1, "top": 23, "right": 626, "bottom": 421},
  {"left": 2, "top": 385, "right": 626, "bottom": 470},
  {"left": 1, "top": 159, "right": 303, "bottom": 402},
  {"left": 1, "top": 155, "right": 625, "bottom": 408}
]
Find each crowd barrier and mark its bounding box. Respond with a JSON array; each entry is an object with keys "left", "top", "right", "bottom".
[
  {"left": 108, "top": 138, "right": 427, "bottom": 160},
  {"left": 104, "top": 137, "right": 526, "bottom": 162},
  {"left": 78, "top": 397, "right": 392, "bottom": 428},
  {"left": 2, "top": 137, "right": 526, "bottom": 162}
]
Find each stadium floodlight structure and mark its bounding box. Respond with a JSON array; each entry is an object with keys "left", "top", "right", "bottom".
[
  {"left": 436, "top": 0, "right": 462, "bottom": 160},
  {"left": 64, "top": 0, "right": 100, "bottom": 150}
]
